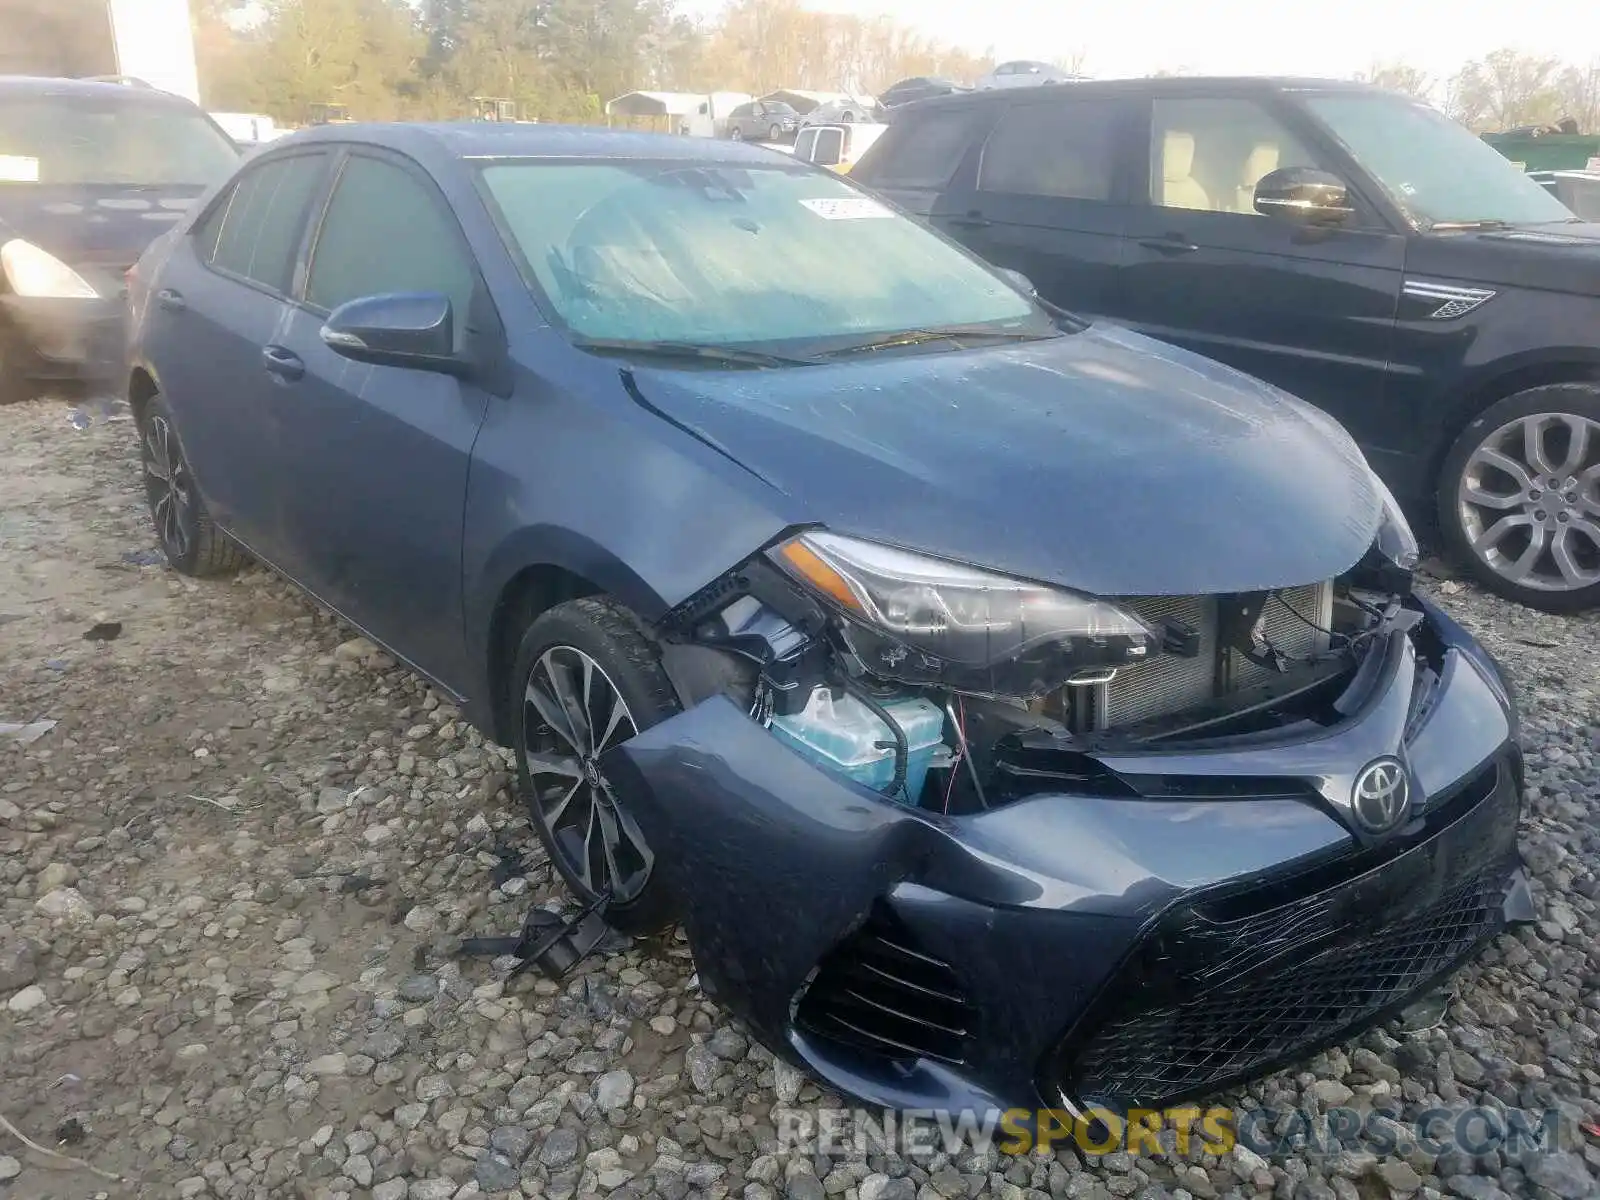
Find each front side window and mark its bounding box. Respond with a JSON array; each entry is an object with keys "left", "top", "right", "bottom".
[
  {"left": 1301, "top": 93, "right": 1574, "bottom": 228},
  {"left": 305, "top": 155, "right": 477, "bottom": 334},
  {"left": 1149, "top": 97, "right": 1323, "bottom": 216},
  {"left": 0, "top": 95, "right": 238, "bottom": 188},
  {"left": 201, "top": 153, "right": 327, "bottom": 294},
  {"left": 479, "top": 159, "right": 1046, "bottom": 350},
  {"left": 980, "top": 99, "right": 1118, "bottom": 200}
]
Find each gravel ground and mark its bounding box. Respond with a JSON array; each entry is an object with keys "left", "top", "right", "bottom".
[{"left": 1, "top": 395, "right": 1597, "bottom": 1200}]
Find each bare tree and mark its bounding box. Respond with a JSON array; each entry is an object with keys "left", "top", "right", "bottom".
[
  {"left": 1447, "top": 49, "right": 1564, "bottom": 131},
  {"left": 1357, "top": 61, "right": 1432, "bottom": 101},
  {"left": 1554, "top": 62, "right": 1600, "bottom": 132}
]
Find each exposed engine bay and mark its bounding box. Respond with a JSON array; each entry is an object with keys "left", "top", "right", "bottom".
[{"left": 655, "top": 531, "right": 1422, "bottom": 816}]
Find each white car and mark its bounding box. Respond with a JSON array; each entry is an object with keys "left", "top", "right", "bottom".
[{"left": 976, "top": 61, "right": 1082, "bottom": 89}]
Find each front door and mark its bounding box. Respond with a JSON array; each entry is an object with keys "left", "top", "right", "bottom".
[
  {"left": 1117, "top": 93, "right": 1406, "bottom": 458},
  {"left": 931, "top": 93, "right": 1138, "bottom": 319},
  {"left": 268, "top": 149, "right": 495, "bottom": 685}
]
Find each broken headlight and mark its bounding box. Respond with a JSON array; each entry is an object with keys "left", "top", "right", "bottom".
[
  {"left": 768, "top": 531, "right": 1158, "bottom": 697},
  {"left": 1373, "top": 476, "right": 1420, "bottom": 570}
]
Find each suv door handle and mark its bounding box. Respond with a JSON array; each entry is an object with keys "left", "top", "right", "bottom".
[
  {"left": 156, "top": 288, "right": 186, "bottom": 312},
  {"left": 947, "top": 213, "right": 991, "bottom": 228},
  {"left": 1137, "top": 235, "right": 1199, "bottom": 255},
  {"left": 261, "top": 345, "right": 304, "bottom": 382}
]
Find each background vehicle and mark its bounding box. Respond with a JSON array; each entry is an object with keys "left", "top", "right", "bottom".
[
  {"left": 124, "top": 122, "right": 1521, "bottom": 1119},
  {"left": 723, "top": 99, "right": 799, "bottom": 142},
  {"left": 309, "top": 102, "right": 352, "bottom": 126},
  {"left": 0, "top": 75, "right": 238, "bottom": 403},
  {"left": 792, "top": 122, "right": 887, "bottom": 173},
  {"left": 877, "top": 76, "right": 969, "bottom": 109},
  {"left": 800, "top": 99, "right": 882, "bottom": 127},
  {"left": 976, "top": 60, "right": 1082, "bottom": 89},
  {"left": 854, "top": 78, "right": 1600, "bottom": 612}
]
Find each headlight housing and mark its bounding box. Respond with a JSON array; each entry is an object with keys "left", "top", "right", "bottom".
[
  {"left": 1, "top": 238, "right": 98, "bottom": 299},
  {"left": 1373, "top": 476, "right": 1420, "bottom": 570},
  {"left": 768, "top": 530, "right": 1158, "bottom": 697}
]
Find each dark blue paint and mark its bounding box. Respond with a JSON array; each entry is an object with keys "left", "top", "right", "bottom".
[{"left": 604, "top": 613, "right": 1520, "bottom": 1113}]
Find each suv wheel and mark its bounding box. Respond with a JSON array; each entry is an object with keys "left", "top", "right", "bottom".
[
  {"left": 729, "top": 126, "right": 744, "bottom": 141},
  {"left": 768, "top": 123, "right": 782, "bottom": 141},
  {"left": 1438, "top": 383, "right": 1600, "bottom": 612},
  {"left": 511, "top": 597, "right": 682, "bottom": 934}
]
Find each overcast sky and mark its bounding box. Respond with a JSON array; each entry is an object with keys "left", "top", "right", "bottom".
[{"left": 682, "top": 0, "right": 1600, "bottom": 84}]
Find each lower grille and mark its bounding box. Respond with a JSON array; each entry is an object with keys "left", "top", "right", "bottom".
[
  {"left": 1052, "top": 772, "right": 1518, "bottom": 1107},
  {"left": 1098, "top": 582, "right": 1332, "bottom": 728},
  {"left": 1063, "top": 865, "right": 1508, "bottom": 1106},
  {"left": 794, "top": 907, "right": 974, "bottom": 1065}
]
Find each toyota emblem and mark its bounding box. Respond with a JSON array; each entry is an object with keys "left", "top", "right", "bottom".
[{"left": 1351, "top": 757, "right": 1410, "bottom": 834}]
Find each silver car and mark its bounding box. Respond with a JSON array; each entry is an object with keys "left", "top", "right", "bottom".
[{"left": 976, "top": 60, "right": 1082, "bottom": 89}]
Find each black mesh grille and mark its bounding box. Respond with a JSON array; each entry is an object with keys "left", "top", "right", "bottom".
[
  {"left": 795, "top": 907, "right": 974, "bottom": 1065},
  {"left": 1053, "top": 764, "right": 1519, "bottom": 1108}
]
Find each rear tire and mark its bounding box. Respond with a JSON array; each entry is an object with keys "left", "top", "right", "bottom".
[
  {"left": 511, "top": 597, "right": 683, "bottom": 934},
  {"left": 137, "top": 391, "right": 247, "bottom": 577},
  {"left": 729, "top": 126, "right": 744, "bottom": 141},
  {"left": 1437, "top": 383, "right": 1600, "bottom": 613}
]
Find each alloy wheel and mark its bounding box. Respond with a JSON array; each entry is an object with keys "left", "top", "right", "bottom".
[
  {"left": 1457, "top": 411, "right": 1600, "bottom": 593},
  {"left": 521, "top": 645, "right": 652, "bottom": 902},
  {"left": 142, "top": 414, "right": 192, "bottom": 560}
]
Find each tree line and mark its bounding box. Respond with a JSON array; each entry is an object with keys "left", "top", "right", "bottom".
[{"left": 193, "top": 0, "right": 1600, "bottom": 135}]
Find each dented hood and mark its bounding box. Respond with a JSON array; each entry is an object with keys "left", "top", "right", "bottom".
[{"left": 629, "top": 324, "right": 1383, "bottom": 597}]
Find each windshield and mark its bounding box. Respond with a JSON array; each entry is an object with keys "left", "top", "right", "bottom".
[
  {"left": 0, "top": 96, "right": 239, "bottom": 188},
  {"left": 478, "top": 160, "right": 1045, "bottom": 350},
  {"left": 1302, "top": 93, "right": 1574, "bottom": 227}
]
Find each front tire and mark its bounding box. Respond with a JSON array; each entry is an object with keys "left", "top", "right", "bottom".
[
  {"left": 137, "top": 391, "right": 246, "bottom": 577},
  {"left": 769, "top": 123, "right": 782, "bottom": 141},
  {"left": 511, "top": 597, "right": 682, "bottom": 934},
  {"left": 1437, "top": 383, "right": 1600, "bottom": 612}
]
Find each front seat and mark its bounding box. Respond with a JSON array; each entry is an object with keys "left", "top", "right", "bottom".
[
  {"left": 1160, "top": 131, "right": 1211, "bottom": 211},
  {"left": 1236, "top": 143, "right": 1280, "bottom": 214}
]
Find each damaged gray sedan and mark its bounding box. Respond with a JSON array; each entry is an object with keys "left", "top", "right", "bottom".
[{"left": 125, "top": 122, "right": 1532, "bottom": 1117}]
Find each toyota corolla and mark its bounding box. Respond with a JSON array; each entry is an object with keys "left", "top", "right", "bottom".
[{"left": 124, "top": 122, "right": 1532, "bottom": 1117}]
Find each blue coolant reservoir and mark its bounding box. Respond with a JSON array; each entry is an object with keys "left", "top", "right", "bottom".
[{"left": 768, "top": 688, "right": 946, "bottom": 804}]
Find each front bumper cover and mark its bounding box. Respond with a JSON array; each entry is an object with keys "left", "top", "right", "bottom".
[
  {"left": 1, "top": 293, "right": 125, "bottom": 386},
  {"left": 603, "top": 597, "right": 1528, "bottom": 1114}
]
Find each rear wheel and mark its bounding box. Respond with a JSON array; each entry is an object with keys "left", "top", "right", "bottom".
[
  {"left": 729, "top": 126, "right": 744, "bottom": 141},
  {"left": 511, "top": 597, "right": 682, "bottom": 934},
  {"left": 1438, "top": 383, "right": 1600, "bottom": 612},
  {"left": 137, "top": 392, "right": 247, "bottom": 577}
]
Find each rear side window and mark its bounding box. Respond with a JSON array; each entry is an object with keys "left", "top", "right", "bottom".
[
  {"left": 813, "top": 128, "right": 845, "bottom": 166},
  {"left": 304, "top": 154, "right": 476, "bottom": 333},
  {"left": 858, "top": 109, "right": 983, "bottom": 189},
  {"left": 199, "top": 153, "right": 327, "bottom": 294},
  {"left": 979, "top": 99, "right": 1119, "bottom": 200}
]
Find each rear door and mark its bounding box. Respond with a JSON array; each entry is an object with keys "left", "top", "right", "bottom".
[
  {"left": 268, "top": 148, "right": 496, "bottom": 684},
  {"left": 1116, "top": 92, "right": 1405, "bottom": 441},
  {"left": 142, "top": 149, "right": 332, "bottom": 553},
  {"left": 931, "top": 93, "right": 1138, "bottom": 318}
]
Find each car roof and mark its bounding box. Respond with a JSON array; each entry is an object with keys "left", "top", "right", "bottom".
[
  {"left": 0, "top": 75, "right": 201, "bottom": 108},
  {"left": 275, "top": 121, "right": 811, "bottom": 167},
  {"left": 899, "top": 74, "right": 1386, "bottom": 112}
]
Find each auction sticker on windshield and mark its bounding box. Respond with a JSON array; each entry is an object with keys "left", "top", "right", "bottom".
[
  {"left": 0, "top": 155, "right": 40, "bottom": 183},
  {"left": 800, "top": 197, "right": 894, "bottom": 220}
]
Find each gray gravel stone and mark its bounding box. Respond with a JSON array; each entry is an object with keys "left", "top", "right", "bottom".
[{"left": 540, "top": 1127, "right": 581, "bottom": 1168}]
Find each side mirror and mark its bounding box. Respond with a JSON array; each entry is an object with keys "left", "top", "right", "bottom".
[
  {"left": 997, "top": 267, "right": 1036, "bottom": 295},
  {"left": 1254, "top": 167, "right": 1355, "bottom": 226},
  {"left": 320, "top": 292, "right": 466, "bottom": 375}
]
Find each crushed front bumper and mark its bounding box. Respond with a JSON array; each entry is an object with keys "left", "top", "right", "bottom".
[{"left": 605, "top": 596, "right": 1529, "bottom": 1114}]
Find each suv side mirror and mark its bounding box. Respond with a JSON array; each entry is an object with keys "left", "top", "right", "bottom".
[
  {"left": 1254, "top": 167, "right": 1355, "bottom": 226},
  {"left": 320, "top": 292, "right": 467, "bottom": 376}
]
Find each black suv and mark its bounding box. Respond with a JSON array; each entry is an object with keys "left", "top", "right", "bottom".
[{"left": 853, "top": 77, "right": 1600, "bottom": 612}]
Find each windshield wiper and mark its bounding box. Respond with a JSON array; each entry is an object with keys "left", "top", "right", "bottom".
[
  {"left": 570, "top": 336, "right": 816, "bottom": 368},
  {"left": 813, "top": 325, "right": 1053, "bottom": 359},
  {"left": 1426, "top": 218, "right": 1513, "bottom": 232}
]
